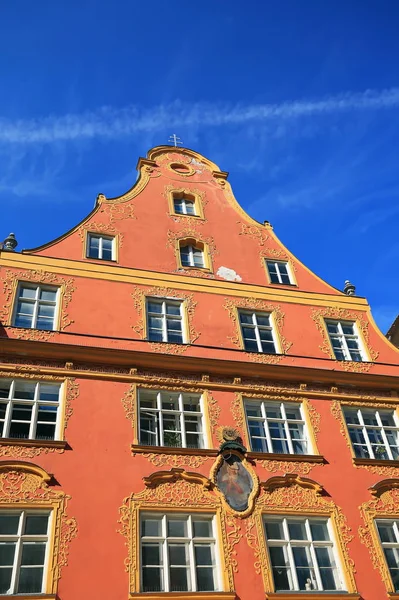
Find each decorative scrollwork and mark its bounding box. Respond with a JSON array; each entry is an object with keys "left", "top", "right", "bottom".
[
  {"left": 0, "top": 269, "right": 75, "bottom": 341},
  {"left": 259, "top": 459, "right": 322, "bottom": 476},
  {"left": 260, "top": 247, "right": 297, "bottom": 273},
  {"left": 238, "top": 222, "right": 269, "bottom": 246},
  {"left": 101, "top": 202, "right": 135, "bottom": 223},
  {"left": 77, "top": 221, "right": 124, "bottom": 247},
  {"left": 359, "top": 485, "right": 399, "bottom": 592},
  {"left": 224, "top": 297, "right": 291, "bottom": 364},
  {"left": 0, "top": 377, "right": 78, "bottom": 458},
  {"left": 118, "top": 471, "right": 238, "bottom": 592},
  {"left": 140, "top": 453, "right": 211, "bottom": 468},
  {"left": 245, "top": 475, "right": 356, "bottom": 593},
  {"left": 131, "top": 285, "right": 199, "bottom": 353},
  {"left": 311, "top": 307, "right": 378, "bottom": 371},
  {"left": 0, "top": 463, "right": 77, "bottom": 593}
]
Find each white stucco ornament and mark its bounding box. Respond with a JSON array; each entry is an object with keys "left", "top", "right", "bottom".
[{"left": 217, "top": 266, "right": 242, "bottom": 282}]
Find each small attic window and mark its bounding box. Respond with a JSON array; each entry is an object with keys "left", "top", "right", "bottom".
[
  {"left": 174, "top": 195, "right": 196, "bottom": 216},
  {"left": 169, "top": 163, "right": 195, "bottom": 176},
  {"left": 87, "top": 234, "right": 116, "bottom": 261},
  {"left": 266, "top": 260, "right": 294, "bottom": 285}
]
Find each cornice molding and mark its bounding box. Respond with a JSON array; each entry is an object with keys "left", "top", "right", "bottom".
[{"left": 0, "top": 252, "right": 369, "bottom": 310}]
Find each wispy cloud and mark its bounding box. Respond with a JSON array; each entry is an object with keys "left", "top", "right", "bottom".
[{"left": 1, "top": 88, "right": 399, "bottom": 144}]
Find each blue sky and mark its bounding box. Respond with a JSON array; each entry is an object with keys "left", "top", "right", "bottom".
[{"left": 1, "top": 1, "right": 399, "bottom": 332}]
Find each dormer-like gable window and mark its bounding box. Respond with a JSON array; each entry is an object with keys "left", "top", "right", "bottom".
[
  {"left": 174, "top": 195, "right": 196, "bottom": 216},
  {"left": 87, "top": 233, "right": 115, "bottom": 261},
  {"left": 266, "top": 260, "right": 294, "bottom": 285}
]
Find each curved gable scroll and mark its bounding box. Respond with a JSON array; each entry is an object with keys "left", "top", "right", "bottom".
[
  {"left": 359, "top": 479, "right": 399, "bottom": 593},
  {"left": 245, "top": 474, "right": 357, "bottom": 594},
  {"left": 118, "top": 468, "right": 242, "bottom": 594},
  {"left": 0, "top": 461, "right": 77, "bottom": 594}
]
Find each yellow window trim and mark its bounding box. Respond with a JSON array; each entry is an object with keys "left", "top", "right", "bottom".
[
  {"left": 177, "top": 237, "right": 212, "bottom": 272},
  {"left": 331, "top": 399, "right": 399, "bottom": 462},
  {"left": 122, "top": 383, "right": 216, "bottom": 450},
  {"left": 118, "top": 470, "right": 237, "bottom": 595},
  {"left": 246, "top": 475, "right": 357, "bottom": 594},
  {"left": 262, "top": 256, "right": 298, "bottom": 287},
  {"left": 83, "top": 230, "right": 120, "bottom": 262},
  {"left": 0, "top": 374, "right": 78, "bottom": 457},
  {"left": 233, "top": 392, "right": 321, "bottom": 456},
  {"left": 0, "top": 461, "right": 76, "bottom": 596},
  {"left": 359, "top": 482, "right": 399, "bottom": 594},
  {"left": 166, "top": 186, "right": 205, "bottom": 220}
]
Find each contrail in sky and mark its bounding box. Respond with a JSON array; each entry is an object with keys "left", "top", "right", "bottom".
[{"left": 1, "top": 87, "right": 399, "bottom": 144}]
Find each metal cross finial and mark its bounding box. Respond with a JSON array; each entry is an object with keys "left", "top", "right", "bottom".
[{"left": 168, "top": 134, "right": 183, "bottom": 147}]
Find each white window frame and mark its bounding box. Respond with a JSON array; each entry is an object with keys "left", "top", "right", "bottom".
[
  {"left": 0, "top": 509, "right": 52, "bottom": 595},
  {"left": 344, "top": 407, "right": 399, "bottom": 460},
  {"left": 375, "top": 519, "right": 399, "bottom": 591},
  {"left": 13, "top": 283, "right": 59, "bottom": 331},
  {"left": 244, "top": 400, "right": 311, "bottom": 455},
  {"left": 0, "top": 380, "right": 63, "bottom": 441},
  {"left": 238, "top": 310, "right": 279, "bottom": 354},
  {"left": 173, "top": 196, "right": 197, "bottom": 216},
  {"left": 264, "top": 516, "right": 345, "bottom": 592},
  {"left": 325, "top": 320, "right": 367, "bottom": 362},
  {"left": 266, "top": 260, "right": 294, "bottom": 285},
  {"left": 140, "top": 513, "right": 220, "bottom": 593},
  {"left": 179, "top": 244, "right": 205, "bottom": 269},
  {"left": 138, "top": 389, "right": 206, "bottom": 449},
  {"left": 87, "top": 233, "right": 115, "bottom": 261},
  {"left": 146, "top": 298, "right": 186, "bottom": 344}
]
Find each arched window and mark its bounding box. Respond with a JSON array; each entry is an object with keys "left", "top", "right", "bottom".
[
  {"left": 174, "top": 194, "right": 196, "bottom": 216},
  {"left": 180, "top": 243, "right": 205, "bottom": 268}
]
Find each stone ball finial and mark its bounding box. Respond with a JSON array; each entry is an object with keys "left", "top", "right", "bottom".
[
  {"left": 3, "top": 233, "right": 18, "bottom": 251},
  {"left": 344, "top": 280, "right": 356, "bottom": 296}
]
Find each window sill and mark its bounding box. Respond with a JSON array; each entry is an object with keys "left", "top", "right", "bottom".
[
  {"left": 247, "top": 452, "right": 324, "bottom": 464},
  {"left": 353, "top": 457, "right": 399, "bottom": 468},
  {"left": 266, "top": 593, "right": 360, "bottom": 600},
  {"left": 130, "top": 593, "right": 236, "bottom": 600},
  {"left": 388, "top": 594, "right": 399, "bottom": 599},
  {"left": 0, "top": 595, "right": 58, "bottom": 599},
  {"left": 0, "top": 439, "right": 67, "bottom": 450},
  {"left": 86, "top": 256, "right": 117, "bottom": 263},
  {"left": 132, "top": 444, "right": 218, "bottom": 458}
]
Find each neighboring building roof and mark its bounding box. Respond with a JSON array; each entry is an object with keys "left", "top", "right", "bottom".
[{"left": 387, "top": 314, "right": 399, "bottom": 347}]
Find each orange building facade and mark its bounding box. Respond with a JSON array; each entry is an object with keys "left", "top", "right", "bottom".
[{"left": 1, "top": 145, "right": 399, "bottom": 600}]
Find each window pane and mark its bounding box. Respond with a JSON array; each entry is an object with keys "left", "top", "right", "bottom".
[
  {"left": 0, "top": 542, "right": 16, "bottom": 566},
  {"left": 265, "top": 520, "right": 284, "bottom": 540},
  {"left": 185, "top": 200, "right": 196, "bottom": 215},
  {"left": 39, "top": 384, "right": 60, "bottom": 402},
  {"left": 147, "top": 301, "right": 162, "bottom": 314},
  {"left": 16, "top": 301, "right": 34, "bottom": 316},
  {"left": 166, "top": 304, "right": 181, "bottom": 316},
  {"left": 239, "top": 312, "right": 253, "bottom": 324},
  {"left": 256, "top": 314, "right": 271, "bottom": 327},
  {"left": 174, "top": 199, "right": 184, "bottom": 213},
  {"left": 142, "top": 519, "right": 162, "bottom": 537},
  {"left": 194, "top": 544, "right": 212, "bottom": 566},
  {"left": 39, "top": 289, "right": 57, "bottom": 302},
  {"left": 24, "top": 515, "right": 49, "bottom": 535},
  {"left": 36, "top": 317, "right": 54, "bottom": 330},
  {"left": 288, "top": 521, "right": 307, "bottom": 540},
  {"left": 243, "top": 339, "right": 258, "bottom": 352},
  {"left": 193, "top": 520, "right": 212, "bottom": 538},
  {"left": 14, "top": 315, "right": 33, "bottom": 328},
  {"left": 37, "top": 304, "right": 55, "bottom": 319},
  {"left": 167, "top": 520, "right": 187, "bottom": 538},
  {"left": 0, "top": 515, "right": 19, "bottom": 535},
  {"left": 196, "top": 566, "right": 215, "bottom": 591},
  {"left": 169, "top": 567, "right": 188, "bottom": 591},
  {"left": 169, "top": 544, "right": 187, "bottom": 565},
  {"left": 310, "top": 521, "right": 329, "bottom": 541},
  {"left": 19, "top": 287, "right": 36, "bottom": 299},
  {"left": 36, "top": 423, "right": 56, "bottom": 440},
  {"left": 17, "top": 566, "right": 44, "bottom": 593},
  {"left": 102, "top": 247, "right": 113, "bottom": 261},
  {"left": 142, "top": 567, "right": 162, "bottom": 592},
  {"left": 269, "top": 546, "right": 291, "bottom": 591},
  {"left": 142, "top": 544, "right": 161, "bottom": 565},
  {"left": 20, "top": 542, "right": 46, "bottom": 565},
  {"left": 14, "top": 382, "right": 36, "bottom": 400},
  {"left": 0, "top": 567, "right": 13, "bottom": 594}
]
